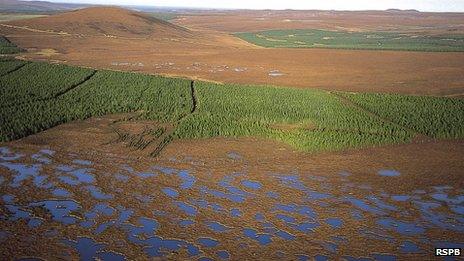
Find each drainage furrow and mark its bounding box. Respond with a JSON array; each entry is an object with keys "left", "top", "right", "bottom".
[
  {"left": 0, "top": 70, "right": 97, "bottom": 110},
  {"left": 150, "top": 80, "right": 197, "bottom": 157},
  {"left": 190, "top": 80, "right": 197, "bottom": 114},
  {"left": 329, "top": 91, "right": 428, "bottom": 140},
  {"left": 53, "top": 70, "right": 97, "bottom": 99},
  {"left": 0, "top": 61, "right": 29, "bottom": 77}
]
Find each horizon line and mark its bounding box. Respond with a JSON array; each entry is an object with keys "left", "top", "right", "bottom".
[{"left": 21, "top": 0, "right": 464, "bottom": 13}]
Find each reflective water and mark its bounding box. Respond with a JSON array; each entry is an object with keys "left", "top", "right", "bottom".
[
  {"left": 162, "top": 187, "right": 179, "bottom": 198},
  {"left": 63, "top": 237, "right": 125, "bottom": 261},
  {"left": 198, "top": 237, "right": 219, "bottom": 248},
  {"left": 1, "top": 146, "right": 462, "bottom": 260},
  {"left": 206, "top": 221, "right": 230, "bottom": 233},
  {"left": 378, "top": 169, "right": 401, "bottom": 177},
  {"left": 268, "top": 70, "right": 284, "bottom": 77}
]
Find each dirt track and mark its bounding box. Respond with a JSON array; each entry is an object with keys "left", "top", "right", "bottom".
[{"left": 1, "top": 7, "right": 464, "bottom": 96}]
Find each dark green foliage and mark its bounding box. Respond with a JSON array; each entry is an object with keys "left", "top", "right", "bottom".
[
  {"left": 0, "top": 36, "right": 22, "bottom": 54},
  {"left": 173, "top": 82, "right": 413, "bottom": 151},
  {"left": 1, "top": 60, "right": 462, "bottom": 153},
  {"left": 151, "top": 127, "right": 166, "bottom": 140},
  {"left": 0, "top": 59, "right": 26, "bottom": 76},
  {"left": 235, "top": 29, "right": 464, "bottom": 52},
  {"left": 0, "top": 68, "right": 191, "bottom": 141},
  {"left": 340, "top": 92, "right": 464, "bottom": 139},
  {"left": 0, "top": 62, "right": 95, "bottom": 106},
  {"left": 68, "top": 70, "right": 192, "bottom": 122},
  {"left": 148, "top": 12, "right": 178, "bottom": 21}
]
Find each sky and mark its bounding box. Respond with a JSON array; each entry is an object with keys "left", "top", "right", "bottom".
[{"left": 42, "top": 0, "right": 464, "bottom": 12}]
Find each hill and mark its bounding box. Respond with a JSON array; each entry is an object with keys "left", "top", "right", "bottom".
[
  {"left": 0, "top": 0, "right": 88, "bottom": 13},
  {"left": 385, "top": 8, "right": 420, "bottom": 13},
  {"left": 6, "top": 6, "right": 192, "bottom": 38}
]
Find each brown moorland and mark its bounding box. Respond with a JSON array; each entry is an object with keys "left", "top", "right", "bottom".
[
  {"left": 1, "top": 7, "right": 464, "bottom": 96},
  {"left": 1, "top": 7, "right": 463, "bottom": 260},
  {"left": 6, "top": 6, "right": 193, "bottom": 38},
  {"left": 174, "top": 9, "right": 464, "bottom": 34},
  {"left": 1, "top": 114, "right": 463, "bottom": 259}
]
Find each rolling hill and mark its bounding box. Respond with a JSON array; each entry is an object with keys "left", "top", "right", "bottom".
[
  {"left": 0, "top": 0, "right": 88, "bottom": 13},
  {"left": 6, "top": 6, "right": 192, "bottom": 38}
]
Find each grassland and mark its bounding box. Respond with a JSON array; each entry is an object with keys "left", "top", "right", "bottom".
[
  {"left": 235, "top": 29, "right": 464, "bottom": 52},
  {"left": 0, "top": 59, "right": 462, "bottom": 153},
  {"left": 0, "top": 13, "right": 47, "bottom": 22},
  {"left": 0, "top": 36, "right": 22, "bottom": 54},
  {"left": 148, "top": 12, "right": 178, "bottom": 21}
]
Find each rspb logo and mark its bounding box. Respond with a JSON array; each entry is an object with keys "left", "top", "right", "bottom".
[{"left": 435, "top": 248, "right": 461, "bottom": 256}]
